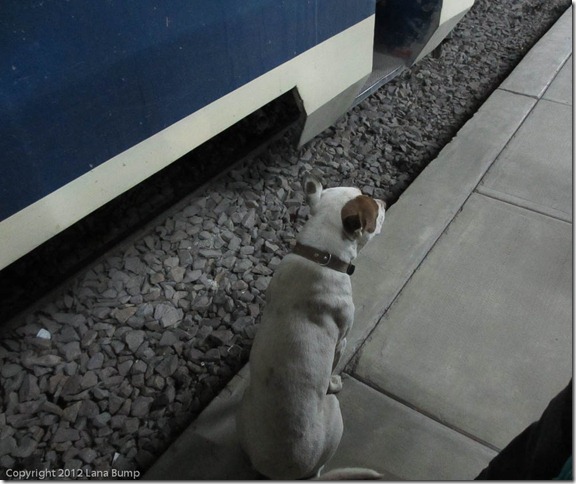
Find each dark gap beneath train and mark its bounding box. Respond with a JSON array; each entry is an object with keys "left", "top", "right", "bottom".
[{"left": 0, "top": 91, "right": 302, "bottom": 323}]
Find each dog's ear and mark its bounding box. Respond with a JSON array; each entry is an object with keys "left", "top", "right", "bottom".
[
  {"left": 303, "top": 174, "right": 322, "bottom": 213},
  {"left": 341, "top": 195, "right": 379, "bottom": 237}
]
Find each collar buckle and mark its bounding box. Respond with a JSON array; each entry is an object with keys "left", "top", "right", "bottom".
[{"left": 316, "top": 252, "right": 332, "bottom": 266}]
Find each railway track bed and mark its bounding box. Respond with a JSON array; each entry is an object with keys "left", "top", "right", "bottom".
[{"left": 0, "top": 0, "right": 570, "bottom": 476}]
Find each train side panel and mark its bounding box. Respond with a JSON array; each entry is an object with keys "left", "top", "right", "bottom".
[{"left": 0, "top": 1, "right": 375, "bottom": 269}]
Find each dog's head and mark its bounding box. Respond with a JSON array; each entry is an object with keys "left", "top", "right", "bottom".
[{"left": 304, "top": 175, "right": 386, "bottom": 250}]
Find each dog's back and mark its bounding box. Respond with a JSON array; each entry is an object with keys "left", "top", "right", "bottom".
[
  {"left": 237, "top": 258, "right": 350, "bottom": 479},
  {"left": 236, "top": 177, "right": 386, "bottom": 479}
]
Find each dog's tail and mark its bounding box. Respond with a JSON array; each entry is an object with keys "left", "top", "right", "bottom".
[{"left": 314, "top": 467, "right": 383, "bottom": 480}]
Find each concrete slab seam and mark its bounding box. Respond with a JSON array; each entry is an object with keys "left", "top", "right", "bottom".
[
  {"left": 475, "top": 186, "right": 572, "bottom": 224},
  {"left": 343, "top": 371, "right": 502, "bottom": 454},
  {"left": 542, "top": 55, "right": 573, "bottom": 106},
  {"left": 475, "top": 89, "right": 541, "bottom": 173},
  {"left": 500, "top": 52, "right": 573, "bottom": 101},
  {"left": 497, "top": 88, "right": 540, "bottom": 100},
  {"left": 541, "top": 97, "right": 573, "bottom": 108}
]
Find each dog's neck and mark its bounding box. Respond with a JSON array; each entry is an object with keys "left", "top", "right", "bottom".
[{"left": 296, "top": 216, "right": 358, "bottom": 264}]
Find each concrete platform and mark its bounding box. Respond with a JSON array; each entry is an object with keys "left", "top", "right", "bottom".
[
  {"left": 478, "top": 99, "right": 572, "bottom": 221},
  {"left": 144, "top": 7, "right": 572, "bottom": 480},
  {"left": 544, "top": 55, "right": 572, "bottom": 105},
  {"left": 145, "top": 367, "right": 258, "bottom": 480},
  {"left": 333, "top": 7, "right": 573, "bottom": 478},
  {"left": 341, "top": 87, "right": 537, "bottom": 372},
  {"left": 327, "top": 376, "right": 497, "bottom": 480},
  {"left": 353, "top": 194, "right": 572, "bottom": 449}
]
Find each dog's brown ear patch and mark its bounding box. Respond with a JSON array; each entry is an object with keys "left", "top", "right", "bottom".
[{"left": 341, "top": 195, "right": 379, "bottom": 235}]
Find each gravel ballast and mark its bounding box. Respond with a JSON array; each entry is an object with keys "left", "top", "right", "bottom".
[{"left": 0, "top": 0, "right": 570, "bottom": 477}]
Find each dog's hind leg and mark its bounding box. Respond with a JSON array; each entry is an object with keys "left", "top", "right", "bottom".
[
  {"left": 313, "top": 395, "right": 344, "bottom": 475},
  {"left": 331, "top": 337, "right": 347, "bottom": 371},
  {"left": 327, "top": 337, "right": 346, "bottom": 394}
]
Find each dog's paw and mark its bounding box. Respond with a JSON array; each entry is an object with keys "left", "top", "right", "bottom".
[
  {"left": 327, "top": 375, "right": 343, "bottom": 394},
  {"left": 315, "top": 467, "right": 383, "bottom": 480}
]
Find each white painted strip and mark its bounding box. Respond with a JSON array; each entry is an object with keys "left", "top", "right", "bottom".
[
  {"left": 440, "top": 0, "right": 475, "bottom": 24},
  {"left": 0, "top": 16, "right": 374, "bottom": 269}
]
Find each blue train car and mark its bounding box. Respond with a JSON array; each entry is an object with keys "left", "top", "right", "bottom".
[{"left": 0, "top": 0, "right": 473, "bottom": 269}]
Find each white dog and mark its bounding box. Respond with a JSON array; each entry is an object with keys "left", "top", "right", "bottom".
[{"left": 237, "top": 175, "right": 386, "bottom": 479}]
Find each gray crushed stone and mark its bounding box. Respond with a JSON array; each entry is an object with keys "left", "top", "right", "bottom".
[{"left": 0, "top": 0, "right": 570, "bottom": 477}]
